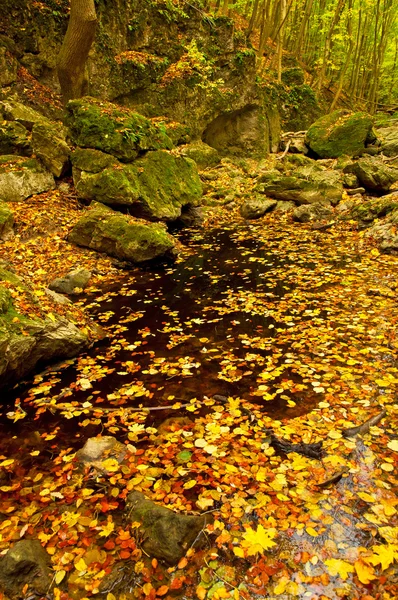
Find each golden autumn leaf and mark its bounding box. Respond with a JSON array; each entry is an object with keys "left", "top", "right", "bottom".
[
  {"left": 354, "top": 560, "right": 376, "bottom": 584},
  {"left": 369, "top": 544, "right": 398, "bottom": 570},
  {"left": 241, "top": 524, "right": 277, "bottom": 555},
  {"left": 324, "top": 558, "right": 354, "bottom": 580}
]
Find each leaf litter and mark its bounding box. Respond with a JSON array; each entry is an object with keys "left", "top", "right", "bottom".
[{"left": 1, "top": 195, "right": 398, "bottom": 599}]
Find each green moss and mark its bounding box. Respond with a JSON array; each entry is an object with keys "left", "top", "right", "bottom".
[
  {"left": 76, "top": 165, "right": 141, "bottom": 206},
  {"left": 281, "top": 68, "right": 305, "bottom": 86},
  {"left": 306, "top": 110, "right": 374, "bottom": 158},
  {"left": 351, "top": 198, "right": 398, "bottom": 222},
  {"left": 66, "top": 97, "right": 174, "bottom": 162},
  {"left": 71, "top": 148, "right": 116, "bottom": 173}
]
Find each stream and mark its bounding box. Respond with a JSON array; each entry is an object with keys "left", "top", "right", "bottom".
[{"left": 1, "top": 214, "right": 398, "bottom": 599}]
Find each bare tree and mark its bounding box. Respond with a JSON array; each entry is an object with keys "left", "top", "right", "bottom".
[{"left": 57, "top": 0, "right": 97, "bottom": 104}]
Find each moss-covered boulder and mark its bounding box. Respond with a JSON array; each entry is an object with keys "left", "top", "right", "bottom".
[
  {"left": 363, "top": 207, "right": 398, "bottom": 254},
  {"left": 66, "top": 97, "right": 174, "bottom": 162},
  {"left": 0, "top": 99, "right": 51, "bottom": 130},
  {"left": 31, "top": 121, "right": 70, "bottom": 177},
  {"left": 73, "top": 149, "right": 202, "bottom": 221},
  {"left": 68, "top": 202, "right": 177, "bottom": 262},
  {"left": 126, "top": 491, "right": 206, "bottom": 565},
  {"left": 0, "top": 268, "right": 88, "bottom": 388},
  {"left": 348, "top": 155, "right": 398, "bottom": 192},
  {"left": 180, "top": 141, "right": 220, "bottom": 169},
  {"left": 0, "top": 540, "right": 52, "bottom": 599},
  {"left": 376, "top": 125, "right": 398, "bottom": 157},
  {"left": 293, "top": 203, "right": 333, "bottom": 223},
  {"left": 0, "top": 44, "right": 17, "bottom": 86},
  {"left": 348, "top": 196, "right": 398, "bottom": 224},
  {"left": 240, "top": 197, "right": 277, "bottom": 219},
  {"left": 0, "top": 156, "right": 55, "bottom": 202},
  {"left": 306, "top": 111, "right": 374, "bottom": 158},
  {"left": 256, "top": 166, "right": 342, "bottom": 205},
  {"left": 0, "top": 203, "right": 14, "bottom": 240},
  {"left": 0, "top": 121, "right": 32, "bottom": 156}
]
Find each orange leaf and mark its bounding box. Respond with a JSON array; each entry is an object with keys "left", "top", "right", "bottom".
[
  {"left": 178, "top": 557, "right": 188, "bottom": 569},
  {"left": 156, "top": 585, "right": 169, "bottom": 596}
]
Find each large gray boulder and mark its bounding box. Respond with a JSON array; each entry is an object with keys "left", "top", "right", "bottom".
[
  {"left": 364, "top": 208, "right": 398, "bottom": 254},
  {"left": 0, "top": 156, "right": 55, "bottom": 202},
  {"left": 31, "top": 121, "right": 70, "bottom": 177},
  {"left": 256, "top": 166, "right": 342, "bottom": 205},
  {"left": 376, "top": 125, "right": 398, "bottom": 157},
  {"left": 68, "top": 202, "right": 177, "bottom": 263},
  {"left": 0, "top": 268, "right": 88, "bottom": 388},
  {"left": 347, "top": 155, "right": 398, "bottom": 192},
  {"left": 126, "top": 491, "right": 206, "bottom": 565},
  {"left": 306, "top": 110, "right": 374, "bottom": 158},
  {"left": 72, "top": 149, "right": 202, "bottom": 221},
  {"left": 0, "top": 540, "right": 52, "bottom": 599},
  {"left": 293, "top": 203, "right": 333, "bottom": 223}
]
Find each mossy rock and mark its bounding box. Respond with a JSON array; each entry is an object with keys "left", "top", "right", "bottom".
[
  {"left": 75, "top": 150, "right": 202, "bottom": 221},
  {"left": 0, "top": 156, "right": 55, "bottom": 202},
  {"left": 349, "top": 196, "right": 398, "bottom": 223},
  {"left": 349, "top": 155, "right": 398, "bottom": 192},
  {"left": 68, "top": 202, "right": 177, "bottom": 263},
  {"left": 180, "top": 141, "right": 220, "bottom": 169},
  {"left": 71, "top": 148, "right": 116, "bottom": 174},
  {"left": 281, "top": 67, "right": 305, "bottom": 86},
  {"left": 0, "top": 121, "right": 32, "bottom": 156},
  {"left": 306, "top": 110, "right": 374, "bottom": 158},
  {"left": 31, "top": 121, "right": 70, "bottom": 177},
  {"left": 0, "top": 202, "right": 14, "bottom": 240},
  {"left": 66, "top": 97, "right": 174, "bottom": 162}
]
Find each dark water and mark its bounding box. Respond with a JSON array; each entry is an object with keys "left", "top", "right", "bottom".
[{"left": 0, "top": 224, "right": 335, "bottom": 454}]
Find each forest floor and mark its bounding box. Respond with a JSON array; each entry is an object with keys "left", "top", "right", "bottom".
[{"left": 1, "top": 163, "right": 398, "bottom": 600}]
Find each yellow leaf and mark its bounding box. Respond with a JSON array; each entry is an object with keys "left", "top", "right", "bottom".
[
  {"left": 369, "top": 544, "right": 398, "bottom": 571},
  {"left": 387, "top": 440, "right": 398, "bottom": 452},
  {"left": 241, "top": 524, "right": 276, "bottom": 554},
  {"left": 184, "top": 480, "right": 197, "bottom": 489},
  {"left": 75, "top": 558, "right": 87, "bottom": 572},
  {"left": 324, "top": 558, "right": 354, "bottom": 580},
  {"left": 233, "top": 546, "right": 245, "bottom": 558},
  {"left": 357, "top": 492, "right": 375, "bottom": 503},
  {"left": 99, "top": 519, "right": 114, "bottom": 537},
  {"left": 101, "top": 458, "right": 120, "bottom": 472},
  {"left": 55, "top": 570, "right": 66, "bottom": 585},
  {"left": 354, "top": 560, "right": 376, "bottom": 584},
  {"left": 328, "top": 430, "right": 342, "bottom": 440},
  {"left": 107, "top": 594, "right": 117, "bottom": 600},
  {"left": 306, "top": 527, "right": 318, "bottom": 537}
]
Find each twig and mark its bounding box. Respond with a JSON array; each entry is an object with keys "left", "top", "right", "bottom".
[{"left": 276, "top": 140, "right": 291, "bottom": 160}]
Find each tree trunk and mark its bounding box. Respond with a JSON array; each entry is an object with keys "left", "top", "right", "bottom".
[{"left": 57, "top": 0, "right": 97, "bottom": 104}]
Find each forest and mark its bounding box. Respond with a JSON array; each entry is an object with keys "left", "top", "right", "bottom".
[{"left": 0, "top": 1, "right": 398, "bottom": 600}]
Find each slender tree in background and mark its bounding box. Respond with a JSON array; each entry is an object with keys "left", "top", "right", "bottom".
[{"left": 57, "top": 0, "right": 97, "bottom": 104}]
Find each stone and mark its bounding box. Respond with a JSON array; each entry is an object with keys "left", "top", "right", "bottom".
[
  {"left": 376, "top": 125, "right": 398, "bottom": 157},
  {"left": 68, "top": 202, "right": 177, "bottom": 263},
  {"left": 281, "top": 67, "right": 305, "bottom": 86},
  {"left": 343, "top": 173, "right": 359, "bottom": 189},
  {"left": 126, "top": 491, "right": 206, "bottom": 565},
  {"left": 348, "top": 195, "right": 398, "bottom": 224},
  {"left": 0, "top": 540, "right": 51, "bottom": 599},
  {"left": 293, "top": 203, "right": 333, "bottom": 223},
  {"left": 31, "top": 121, "right": 70, "bottom": 177},
  {"left": 0, "top": 203, "right": 14, "bottom": 240},
  {"left": 306, "top": 110, "right": 374, "bottom": 158},
  {"left": 274, "top": 200, "right": 295, "bottom": 212},
  {"left": 45, "top": 289, "right": 72, "bottom": 305},
  {"left": 0, "top": 268, "right": 88, "bottom": 388},
  {"left": 364, "top": 208, "right": 398, "bottom": 254},
  {"left": 0, "top": 121, "right": 32, "bottom": 156},
  {"left": 74, "top": 150, "right": 202, "bottom": 221},
  {"left": 0, "top": 45, "right": 17, "bottom": 86},
  {"left": 0, "top": 99, "right": 51, "bottom": 130},
  {"left": 0, "top": 156, "right": 55, "bottom": 202},
  {"left": 180, "top": 141, "right": 220, "bottom": 169},
  {"left": 256, "top": 167, "right": 342, "bottom": 205},
  {"left": 71, "top": 148, "right": 115, "bottom": 174},
  {"left": 49, "top": 268, "right": 91, "bottom": 295},
  {"left": 177, "top": 205, "right": 205, "bottom": 227},
  {"left": 240, "top": 197, "right": 277, "bottom": 219},
  {"left": 349, "top": 155, "right": 398, "bottom": 193},
  {"left": 76, "top": 436, "right": 127, "bottom": 472},
  {"left": 66, "top": 96, "right": 174, "bottom": 162}
]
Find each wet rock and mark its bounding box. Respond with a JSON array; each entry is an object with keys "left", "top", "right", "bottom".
[
  {"left": 0, "top": 203, "right": 14, "bottom": 240},
  {"left": 69, "top": 202, "right": 177, "bottom": 263},
  {"left": 180, "top": 141, "right": 220, "bottom": 169},
  {"left": 0, "top": 268, "right": 88, "bottom": 388},
  {"left": 73, "top": 149, "right": 202, "bottom": 221},
  {"left": 346, "top": 187, "right": 365, "bottom": 196},
  {"left": 293, "top": 203, "right": 333, "bottom": 223},
  {"left": 343, "top": 173, "right": 359, "bottom": 189},
  {"left": 0, "top": 156, "right": 55, "bottom": 202},
  {"left": 76, "top": 435, "right": 127, "bottom": 472},
  {"left": 66, "top": 96, "right": 173, "bottom": 162},
  {"left": 177, "top": 205, "right": 205, "bottom": 227},
  {"left": 126, "top": 490, "right": 206, "bottom": 564},
  {"left": 32, "top": 121, "right": 70, "bottom": 177},
  {"left": 349, "top": 155, "right": 398, "bottom": 192},
  {"left": 306, "top": 110, "right": 374, "bottom": 158},
  {"left": 49, "top": 268, "right": 92, "bottom": 296},
  {"left": 0, "top": 121, "right": 31, "bottom": 156},
  {"left": 0, "top": 540, "right": 52, "bottom": 599},
  {"left": 240, "top": 197, "right": 277, "bottom": 219},
  {"left": 45, "top": 288, "right": 72, "bottom": 305}
]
